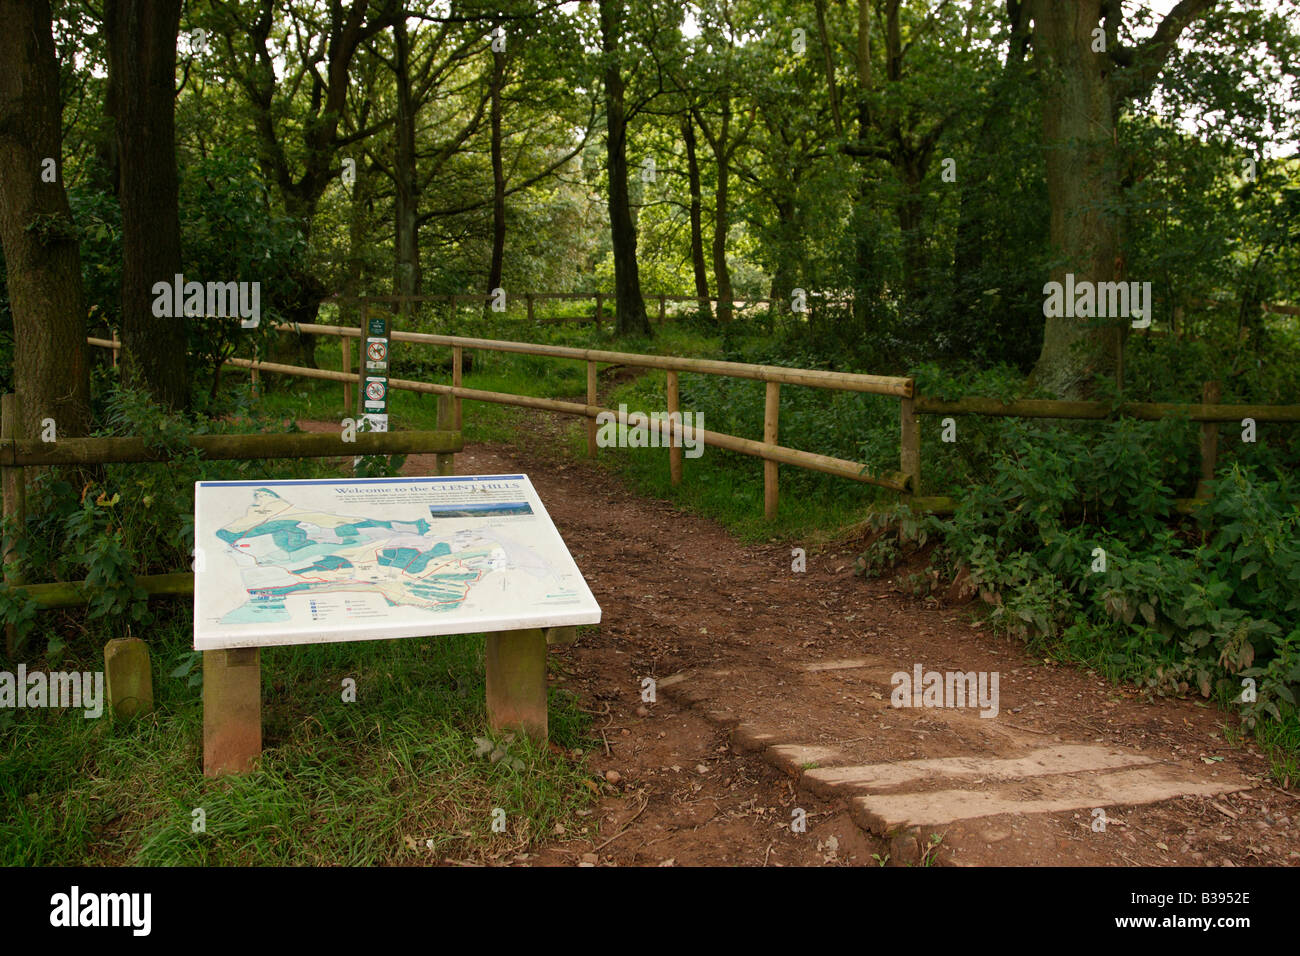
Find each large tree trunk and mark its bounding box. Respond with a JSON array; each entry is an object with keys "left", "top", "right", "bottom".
[
  {"left": 1028, "top": 0, "right": 1124, "bottom": 397},
  {"left": 486, "top": 42, "right": 507, "bottom": 318},
  {"left": 598, "top": 0, "right": 650, "bottom": 337},
  {"left": 0, "top": 0, "right": 92, "bottom": 439},
  {"left": 105, "top": 0, "right": 190, "bottom": 411},
  {"left": 393, "top": 19, "right": 422, "bottom": 301},
  {"left": 682, "top": 114, "right": 710, "bottom": 315},
  {"left": 1028, "top": 0, "right": 1217, "bottom": 395}
]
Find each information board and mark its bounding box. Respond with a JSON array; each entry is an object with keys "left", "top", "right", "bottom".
[{"left": 193, "top": 474, "right": 601, "bottom": 650}]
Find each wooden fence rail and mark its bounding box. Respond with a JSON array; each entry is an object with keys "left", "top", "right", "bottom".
[
  {"left": 0, "top": 415, "right": 462, "bottom": 644},
  {"left": 88, "top": 319, "right": 1300, "bottom": 523}
]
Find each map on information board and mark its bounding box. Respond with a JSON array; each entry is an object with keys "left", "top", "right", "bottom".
[{"left": 193, "top": 475, "right": 601, "bottom": 650}]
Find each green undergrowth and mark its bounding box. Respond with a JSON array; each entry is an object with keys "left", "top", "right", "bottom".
[
  {"left": 855, "top": 416, "right": 1300, "bottom": 784},
  {"left": 0, "top": 607, "right": 599, "bottom": 865},
  {"left": 0, "top": 374, "right": 601, "bottom": 866}
]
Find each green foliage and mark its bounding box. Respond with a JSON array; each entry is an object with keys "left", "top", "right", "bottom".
[
  {"left": 4, "top": 385, "right": 336, "bottom": 655},
  {"left": 912, "top": 417, "right": 1300, "bottom": 734}
]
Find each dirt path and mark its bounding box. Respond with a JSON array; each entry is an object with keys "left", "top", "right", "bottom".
[{"left": 310, "top": 418, "right": 1300, "bottom": 866}]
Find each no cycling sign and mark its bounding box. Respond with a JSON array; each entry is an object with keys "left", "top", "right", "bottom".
[{"left": 362, "top": 314, "right": 390, "bottom": 431}]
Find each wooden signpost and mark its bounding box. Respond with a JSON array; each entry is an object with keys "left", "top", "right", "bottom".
[{"left": 193, "top": 474, "right": 600, "bottom": 776}]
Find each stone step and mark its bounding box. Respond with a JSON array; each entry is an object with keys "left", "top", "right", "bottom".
[
  {"left": 804, "top": 745, "right": 1155, "bottom": 795},
  {"left": 850, "top": 765, "right": 1249, "bottom": 833}
]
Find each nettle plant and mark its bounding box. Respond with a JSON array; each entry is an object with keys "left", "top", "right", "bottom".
[{"left": 864, "top": 416, "right": 1299, "bottom": 729}]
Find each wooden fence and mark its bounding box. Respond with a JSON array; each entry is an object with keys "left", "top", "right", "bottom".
[
  {"left": 0, "top": 395, "right": 461, "bottom": 649},
  {"left": 86, "top": 312, "right": 1300, "bottom": 525}
]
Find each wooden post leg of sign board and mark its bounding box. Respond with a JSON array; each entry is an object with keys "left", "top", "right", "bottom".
[
  {"left": 485, "top": 628, "right": 548, "bottom": 743},
  {"left": 203, "top": 648, "right": 262, "bottom": 776},
  {"left": 544, "top": 626, "right": 577, "bottom": 646},
  {"left": 436, "top": 394, "right": 455, "bottom": 476}
]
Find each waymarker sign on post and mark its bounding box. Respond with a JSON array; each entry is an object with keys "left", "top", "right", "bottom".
[{"left": 362, "top": 314, "right": 390, "bottom": 433}]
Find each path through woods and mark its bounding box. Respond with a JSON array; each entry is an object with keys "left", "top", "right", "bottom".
[{"left": 309, "top": 416, "right": 1299, "bottom": 867}]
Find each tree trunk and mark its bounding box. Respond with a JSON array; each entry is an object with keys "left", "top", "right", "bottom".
[
  {"left": 710, "top": 100, "right": 734, "bottom": 324},
  {"left": 682, "top": 114, "right": 710, "bottom": 315},
  {"left": 851, "top": 0, "right": 878, "bottom": 332},
  {"left": 486, "top": 42, "right": 507, "bottom": 319},
  {"left": 1028, "top": 0, "right": 1123, "bottom": 397},
  {"left": 0, "top": 0, "right": 92, "bottom": 439},
  {"left": 598, "top": 0, "right": 650, "bottom": 337},
  {"left": 105, "top": 0, "right": 189, "bottom": 411},
  {"left": 768, "top": 196, "right": 798, "bottom": 318},
  {"left": 393, "top": 19, "right": 422, "bottom": 301},
  {"left": 896, "top": 153, "right": 925, "bottom": 300},
  {"left": 951, "top": 1, "right": 1030, "bottom": 312}
]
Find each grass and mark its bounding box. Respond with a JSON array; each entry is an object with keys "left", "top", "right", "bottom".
[{"left": 0, "top": 606, "right": 601, "bottom": 865}]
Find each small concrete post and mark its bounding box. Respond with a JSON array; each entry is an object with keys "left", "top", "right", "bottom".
[{"left": 104, "top": 636, "right": 154, "bottom": 718}]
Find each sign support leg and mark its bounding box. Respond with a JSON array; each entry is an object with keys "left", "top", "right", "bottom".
[
  {"left": 203, "top": 648, "right": 262, "bottom": 776},
  {"left": 485, "top": 628, "right": 548, "bottom": 743}
]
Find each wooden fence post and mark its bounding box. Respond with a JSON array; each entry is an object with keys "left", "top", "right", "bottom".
[
  {"left": 110, "top": 330, "right": 119, "bottom": 367},
  {"left": 764, "top": 381, "right": 780, "bottom": 519},
  {"left": 452, "top": 346, "right": 463, "bottom": 431},
  {"left": 436, "top": 395, "right": 456, "bottom": 477},
  {"left": 594, "top": 293, "right": 603, "bottom": 329},
  {"left": 341, "top": 333, "right": 353, "bottom": 412},
  {"left": 357, "top": 300, "right": 369, "bottom": 416},
  {"left": 485, "top": 628, "right": 548, "bottom": 743},
  {"left": 526, "top": 293, "right": 534, "bottom": 323},
  {"left": 2, "top": 393, "right": 26, "bottom": 657},
  {"left": 900, "top": 396, "right": 920, "bottom": 497},
  {"left": 658, "top": 294, "right": 666, "bottom": 324},
  {"left": 1197, "top": 380, "right": 1221, "bottom": 499},
  {"left": 666, "top": 370, "right": 682, "bottom": 486},
  {"left": 586, "top": 361, "right": 598, "bottom": 458}
]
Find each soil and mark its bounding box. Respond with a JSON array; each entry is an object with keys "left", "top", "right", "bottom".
[{"left": 302, "top": 416, "right": 1300, "bottom": 867}]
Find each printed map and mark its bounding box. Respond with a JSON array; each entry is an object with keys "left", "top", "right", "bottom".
[{"left": 193, "top": 475, "right": 601, "bottom": 650}]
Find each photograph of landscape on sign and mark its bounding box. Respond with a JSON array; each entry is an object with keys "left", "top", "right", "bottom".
[{"left": 194, "top": 475, "right": 600, "bottom": 649}]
